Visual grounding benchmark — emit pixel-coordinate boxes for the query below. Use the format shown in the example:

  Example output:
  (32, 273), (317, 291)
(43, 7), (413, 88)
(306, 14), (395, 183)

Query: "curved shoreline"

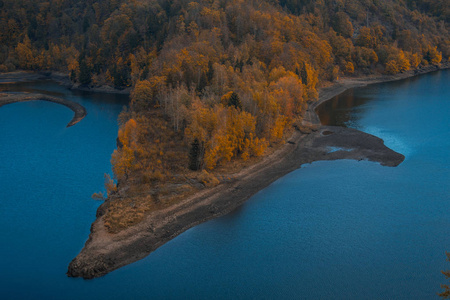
(66, 65), (450, 279)
(0, 92), (87, 127)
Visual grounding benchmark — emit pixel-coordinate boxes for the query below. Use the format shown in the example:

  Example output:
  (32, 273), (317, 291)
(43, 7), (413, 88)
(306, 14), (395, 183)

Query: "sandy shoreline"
(66, 64), (450, 279)
(0, 92), (87, 127)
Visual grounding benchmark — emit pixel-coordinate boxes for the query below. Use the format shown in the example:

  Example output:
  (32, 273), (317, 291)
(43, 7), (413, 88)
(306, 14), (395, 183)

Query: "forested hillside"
(2, 0), (448, 231)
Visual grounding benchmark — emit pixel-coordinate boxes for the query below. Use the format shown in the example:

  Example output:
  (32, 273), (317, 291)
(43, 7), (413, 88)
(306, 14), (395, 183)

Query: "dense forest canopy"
(1, 0), (448, 230)
(1, 0), (448, 80)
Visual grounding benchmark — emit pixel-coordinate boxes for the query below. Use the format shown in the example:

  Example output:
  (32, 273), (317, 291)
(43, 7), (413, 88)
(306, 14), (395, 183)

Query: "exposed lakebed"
(1, 71), (449, 299)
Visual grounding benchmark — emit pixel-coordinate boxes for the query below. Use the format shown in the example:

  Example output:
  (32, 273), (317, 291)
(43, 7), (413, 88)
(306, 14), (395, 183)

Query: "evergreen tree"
(70, 69), (77, 82)
(228, 92), (242, 110)
(206, 60), (214, 83)
(197, 71), (208, 94)
(78, 57), (91, 85)
(300, 62), (308, 85)
(189, 138), (202, 170)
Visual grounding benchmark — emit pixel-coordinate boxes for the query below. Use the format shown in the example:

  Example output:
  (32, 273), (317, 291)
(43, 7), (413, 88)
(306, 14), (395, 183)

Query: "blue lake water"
(1, 70), (449, 299)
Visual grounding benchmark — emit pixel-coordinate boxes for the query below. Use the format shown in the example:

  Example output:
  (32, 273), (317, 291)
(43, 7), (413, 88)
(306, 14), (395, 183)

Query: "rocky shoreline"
(66, 64), (450, 279)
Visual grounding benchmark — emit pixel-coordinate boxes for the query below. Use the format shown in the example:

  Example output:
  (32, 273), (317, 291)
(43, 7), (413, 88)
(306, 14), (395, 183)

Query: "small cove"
(1, 71), (449, 299)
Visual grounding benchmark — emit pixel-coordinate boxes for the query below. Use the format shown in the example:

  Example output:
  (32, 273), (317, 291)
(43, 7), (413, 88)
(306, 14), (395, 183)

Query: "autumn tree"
(344, 61), (354, 74)
(425, 46), (443, 65)
(15, 35), (34, 69)
(111, 118), (138, 181)
(440, 252), (450, 299)
(332, 12), (353, 38)
(131, 80), (153, 110)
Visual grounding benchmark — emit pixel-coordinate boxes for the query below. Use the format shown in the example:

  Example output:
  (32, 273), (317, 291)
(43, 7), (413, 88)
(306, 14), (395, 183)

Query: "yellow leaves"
(294, 63), (318, 103)
(270, 115), (288, 142)
(204, 144), (219, 169)
(241, 135), (267, 161)
(269, 66), (288, 82)
(344, 61), (354, 74)
(186, 102), (267, 169)
(270, 37), (284, 56)
(409, 53), (421, 69)
(131, 78), (166, 110)
(15, 35), (34, 69)
(299, 31), (333, 68)
(112, 118), (140, 179)
(131, 81), (152, 106)
(104, 173), (117, 196)
(111, 145), (135, 180)
(330, 34), (353, 61)
(356, 27), (376, 48)
(426, 46), (442, 65)
(188, 21), (199, 40)
(385, 60), (399, 75)
(221, 91), (234, 104)
(197, 170), (219, 187)
(36, 50), (50, 70)
(188, 2), (200, 11)
(185, 100), (218, 142)
(269, 73), (304, 117)
(397, 50), (410, 71)
(251, 137), (268, 157)
(217, 134), (234, 161)
(111, 113), (184, 183)
(118, 118), (138, 148)
(384, 49), (411, 74)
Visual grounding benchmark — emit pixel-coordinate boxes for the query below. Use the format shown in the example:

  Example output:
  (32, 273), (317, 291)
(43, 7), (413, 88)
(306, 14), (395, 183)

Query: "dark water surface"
(1, 71), (449, 299)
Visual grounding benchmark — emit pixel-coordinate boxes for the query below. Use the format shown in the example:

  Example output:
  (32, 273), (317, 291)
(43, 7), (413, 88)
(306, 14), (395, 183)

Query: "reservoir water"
(1, 70), (449, 299)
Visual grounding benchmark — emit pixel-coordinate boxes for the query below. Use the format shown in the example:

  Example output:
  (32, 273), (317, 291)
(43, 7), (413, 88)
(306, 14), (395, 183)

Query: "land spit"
(0, 92), (87, 127)
(67, 124), (403, 278)
(64, 64), (450, 279)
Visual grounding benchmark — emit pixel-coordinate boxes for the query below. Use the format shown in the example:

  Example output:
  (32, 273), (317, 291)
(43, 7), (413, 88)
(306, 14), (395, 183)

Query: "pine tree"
(300, 62), (308, 85)
(197, 72), (208, 94)
(78, 57), (91, 85)
(189, 138), (202, 171)
(70, 69), (77, 82)
(228, 92), (242, 110)
(206, 60), (214, 83)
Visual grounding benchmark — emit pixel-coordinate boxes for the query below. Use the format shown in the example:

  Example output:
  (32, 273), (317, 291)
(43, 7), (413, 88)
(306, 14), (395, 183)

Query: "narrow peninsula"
(66, 68), (438, 279)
